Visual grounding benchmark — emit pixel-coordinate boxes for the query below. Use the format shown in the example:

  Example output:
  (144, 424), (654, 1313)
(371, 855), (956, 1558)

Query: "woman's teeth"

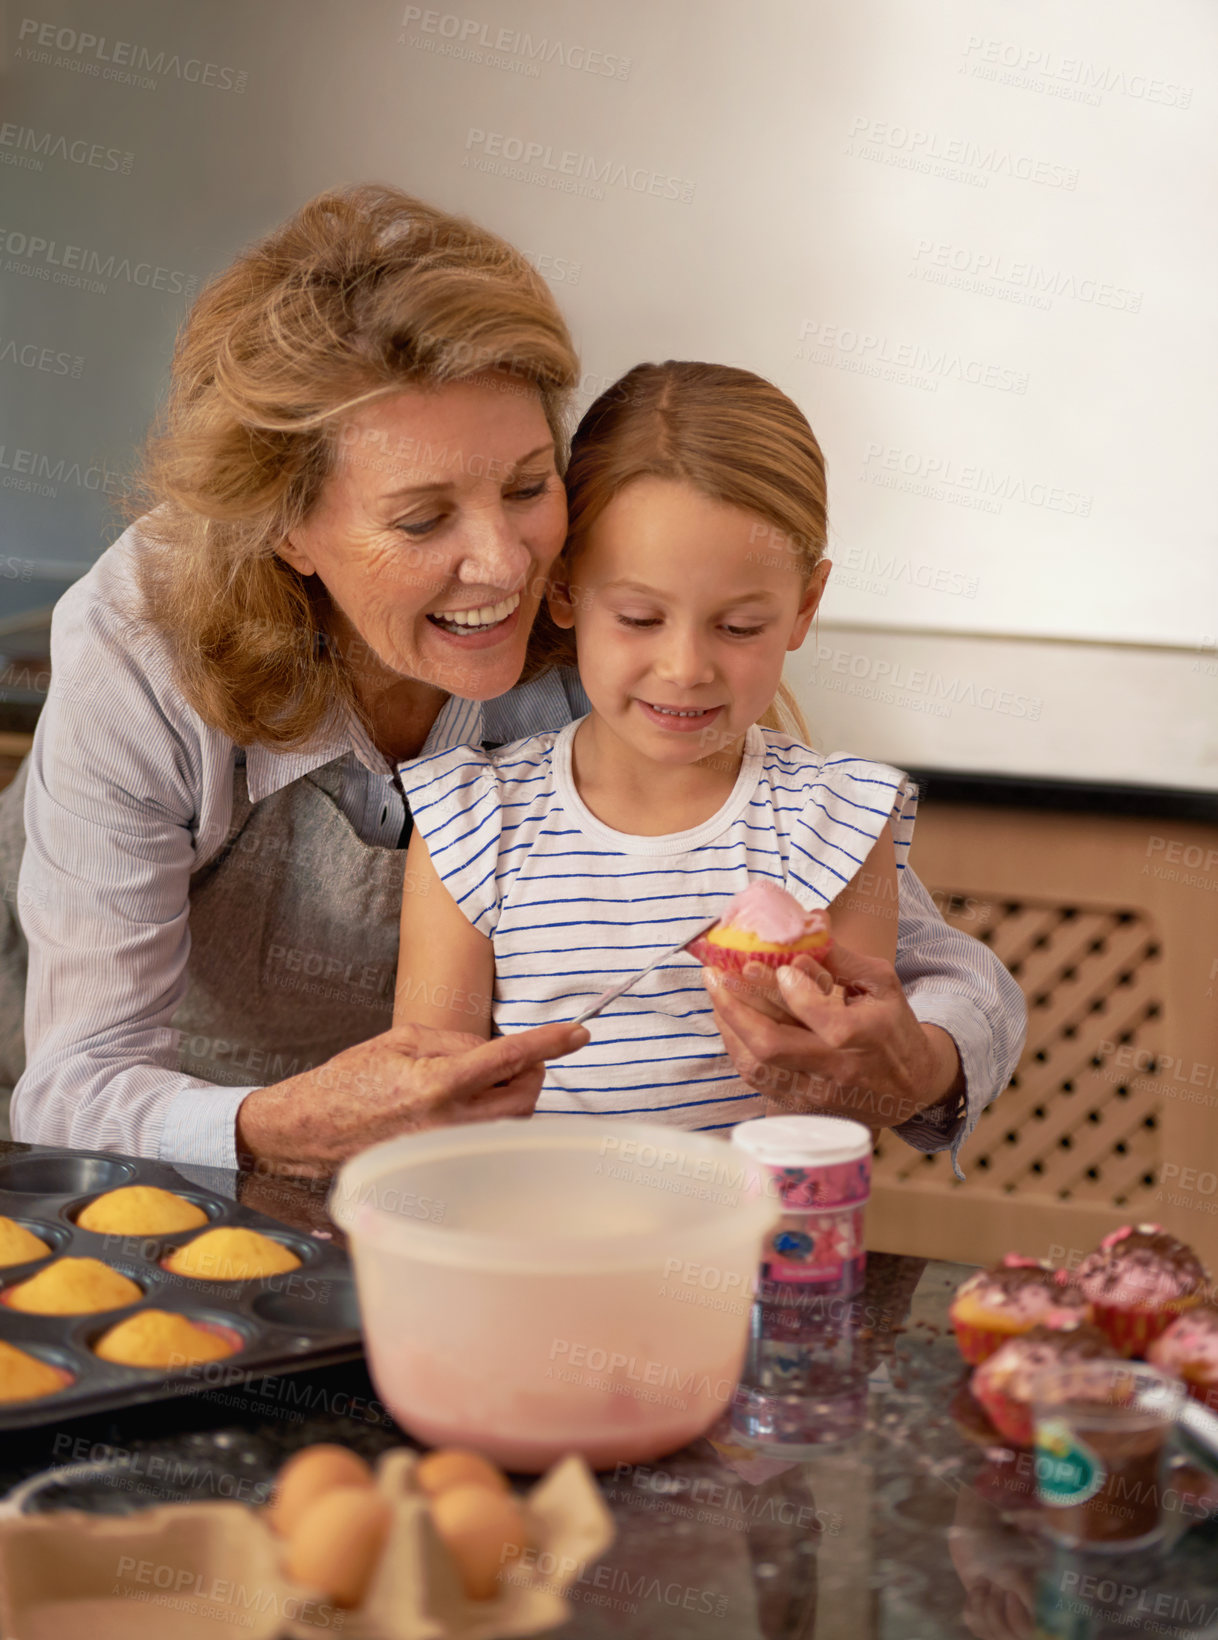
(429, 592), (520, 633)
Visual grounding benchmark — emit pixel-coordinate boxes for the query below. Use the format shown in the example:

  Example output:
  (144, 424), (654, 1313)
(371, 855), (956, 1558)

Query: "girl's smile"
(634, 700), (725, 733)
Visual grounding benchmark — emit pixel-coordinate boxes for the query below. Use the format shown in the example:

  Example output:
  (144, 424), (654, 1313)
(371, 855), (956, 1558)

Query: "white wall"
(1, 0), (1214, 784)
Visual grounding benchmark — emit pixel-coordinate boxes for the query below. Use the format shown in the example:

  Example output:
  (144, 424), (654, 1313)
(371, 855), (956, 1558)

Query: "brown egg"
(284, 1486), (392, 1610)
(269, 1444), (375, 1537)
(415, 1448), (509, 1499)
(430, 1483), (530, 1601)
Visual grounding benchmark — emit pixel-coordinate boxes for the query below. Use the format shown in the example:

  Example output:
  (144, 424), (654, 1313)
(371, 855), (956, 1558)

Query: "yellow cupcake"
(3, 1256), (142, 1315)
(165, 1227), (300, 1281)
(0, 1215), (51, 1268)
(77, 1185), (208, 1236)
(704, 923), (832, 955)
(0, 1339), (69, 1403)
(93, 1309), (239, 1368)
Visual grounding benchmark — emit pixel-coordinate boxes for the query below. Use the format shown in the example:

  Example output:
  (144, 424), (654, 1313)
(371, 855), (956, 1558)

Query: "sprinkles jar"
(731, 1116), (872, 1297)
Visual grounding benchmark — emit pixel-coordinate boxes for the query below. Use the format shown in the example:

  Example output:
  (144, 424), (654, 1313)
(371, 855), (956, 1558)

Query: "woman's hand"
(703, 940), (965, 1132)
(234, 1019), (588, 1178)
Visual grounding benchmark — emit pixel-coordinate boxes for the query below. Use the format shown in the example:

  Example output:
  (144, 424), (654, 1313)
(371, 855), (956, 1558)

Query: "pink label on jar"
(768, 1157), (870, 1210)
(762, 1204), (867, 1293)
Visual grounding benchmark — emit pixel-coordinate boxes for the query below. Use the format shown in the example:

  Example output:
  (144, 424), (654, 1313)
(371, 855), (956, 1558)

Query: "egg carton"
(0, 1448), (615, 1640)
(0, 1144), (363, 1429)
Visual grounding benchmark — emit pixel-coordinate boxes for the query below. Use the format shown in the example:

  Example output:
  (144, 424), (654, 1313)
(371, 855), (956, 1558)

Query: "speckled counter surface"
(0, 1148), (1215, 1640)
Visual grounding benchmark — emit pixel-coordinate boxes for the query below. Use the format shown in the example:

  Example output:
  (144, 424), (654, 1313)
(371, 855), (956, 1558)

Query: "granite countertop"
(0, 1152), (1215, 1639)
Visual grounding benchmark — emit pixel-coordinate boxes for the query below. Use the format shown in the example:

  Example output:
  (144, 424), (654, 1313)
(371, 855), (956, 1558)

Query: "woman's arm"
(394, 827), (494, 1038)
(13, 596), (259, 1167)
(14, 557), (580, 1176)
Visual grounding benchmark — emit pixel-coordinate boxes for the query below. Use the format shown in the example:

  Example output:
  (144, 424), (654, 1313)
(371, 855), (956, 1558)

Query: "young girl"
(392, 362), (916, 1130)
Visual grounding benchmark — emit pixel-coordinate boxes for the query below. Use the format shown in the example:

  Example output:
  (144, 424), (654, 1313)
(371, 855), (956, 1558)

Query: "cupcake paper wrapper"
(687, 936), (831, 975)
(971, 1379), (1034, 1448)
(1090, 1296), (1201, 1358)
(951, 1317), (1020, 1367)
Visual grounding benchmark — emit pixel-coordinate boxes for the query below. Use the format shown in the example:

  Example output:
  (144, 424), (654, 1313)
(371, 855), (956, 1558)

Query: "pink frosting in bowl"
(719, 881), (827, 945)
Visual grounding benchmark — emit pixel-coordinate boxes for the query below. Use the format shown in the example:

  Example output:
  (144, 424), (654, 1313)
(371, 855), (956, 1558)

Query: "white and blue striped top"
(401, 719), (918, 1130)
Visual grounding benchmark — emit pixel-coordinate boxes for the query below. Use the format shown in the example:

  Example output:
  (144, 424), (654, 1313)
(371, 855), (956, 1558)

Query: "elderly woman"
(0, 184), (1024, 1182)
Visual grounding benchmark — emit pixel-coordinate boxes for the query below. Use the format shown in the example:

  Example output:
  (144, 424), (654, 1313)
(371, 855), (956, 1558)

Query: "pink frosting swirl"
(719, 881), (828, 944)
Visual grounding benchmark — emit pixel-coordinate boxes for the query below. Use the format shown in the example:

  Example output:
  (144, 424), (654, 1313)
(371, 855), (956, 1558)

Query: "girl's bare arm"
(395, 826), (494, 1038)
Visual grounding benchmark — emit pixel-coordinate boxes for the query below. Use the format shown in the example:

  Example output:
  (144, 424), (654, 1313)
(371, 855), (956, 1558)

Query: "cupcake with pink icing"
(949, 1254), (1093, 1365)
(1147, 1304), (1218, 1412)
(1074, 1224), (1208, 1356)
(688, 880), (832, 975)
(970, 1320), (1118, 1447)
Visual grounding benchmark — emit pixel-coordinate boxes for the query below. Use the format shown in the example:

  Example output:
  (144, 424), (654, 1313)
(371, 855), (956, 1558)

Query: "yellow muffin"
(3, 1256), (141, 1315)
(93, 1309), (239, 1368)
(165, 1227), (301, 1281)
(704, 923), (832, 954)
(76, 1185), (208, 1236)
(0, 1339), (69, 1403)
(0, 1215), (51, 1268)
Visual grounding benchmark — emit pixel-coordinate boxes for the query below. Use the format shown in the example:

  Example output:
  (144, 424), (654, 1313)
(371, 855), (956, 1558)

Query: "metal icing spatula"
(570, 916), (720, 1026)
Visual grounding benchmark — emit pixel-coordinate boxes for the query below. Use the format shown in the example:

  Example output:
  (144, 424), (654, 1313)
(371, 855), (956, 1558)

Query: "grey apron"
(0, 752), (406, 1121)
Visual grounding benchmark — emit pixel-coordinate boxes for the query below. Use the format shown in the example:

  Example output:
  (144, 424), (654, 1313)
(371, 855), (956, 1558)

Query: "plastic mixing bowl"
(330, 1117), (776, 1471)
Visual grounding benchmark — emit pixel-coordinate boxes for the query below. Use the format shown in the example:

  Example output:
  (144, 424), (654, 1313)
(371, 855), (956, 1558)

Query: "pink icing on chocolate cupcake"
(949, 1255), (1093, 1364)
(954, 1260), (1091, 1328)
(1075, 1224), (1207, 1310)
(971, 1321), (1118, 1446)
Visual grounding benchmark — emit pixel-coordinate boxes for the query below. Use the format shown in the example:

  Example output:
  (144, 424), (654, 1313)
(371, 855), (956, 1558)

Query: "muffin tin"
(0, 1145), (362, 1430)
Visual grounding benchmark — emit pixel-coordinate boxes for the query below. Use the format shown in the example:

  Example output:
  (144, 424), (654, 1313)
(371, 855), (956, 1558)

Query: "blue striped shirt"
(404, 721), (919, 1130)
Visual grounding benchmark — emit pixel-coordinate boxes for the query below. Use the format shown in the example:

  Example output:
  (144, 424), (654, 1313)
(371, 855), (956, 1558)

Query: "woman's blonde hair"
(130, 183), (579, 747)
(525, 361), (826, 740)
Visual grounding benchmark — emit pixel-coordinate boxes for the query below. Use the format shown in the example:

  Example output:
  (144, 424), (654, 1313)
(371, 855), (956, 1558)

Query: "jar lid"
(730, 1115), (872, 1167)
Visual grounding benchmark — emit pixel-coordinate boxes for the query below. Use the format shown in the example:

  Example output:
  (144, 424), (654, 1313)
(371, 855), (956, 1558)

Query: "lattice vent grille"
(875, 894), (1165, 1209)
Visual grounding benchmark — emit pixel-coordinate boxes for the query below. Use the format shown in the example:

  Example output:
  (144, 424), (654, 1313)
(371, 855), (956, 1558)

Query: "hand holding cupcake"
(691, 881), (833, 1029)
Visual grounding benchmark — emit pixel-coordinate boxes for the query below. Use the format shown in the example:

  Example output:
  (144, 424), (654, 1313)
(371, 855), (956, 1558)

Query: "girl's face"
(548, 477), (829, 766)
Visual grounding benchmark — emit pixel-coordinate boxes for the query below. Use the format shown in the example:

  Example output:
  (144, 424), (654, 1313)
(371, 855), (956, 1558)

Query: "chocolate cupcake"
(950, 1255), (1093, 1364)
(971, 1321), (1118, 1447)
(1147, 1303), (1218, 1413)
(1075, 1224), (1208, 1356)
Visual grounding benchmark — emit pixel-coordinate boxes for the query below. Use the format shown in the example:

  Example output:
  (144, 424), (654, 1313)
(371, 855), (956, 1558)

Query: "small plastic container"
(730, 1116), (872, 1296)
(1030, 1360), (1185, 1552)
(330, 1118), (776, 1472)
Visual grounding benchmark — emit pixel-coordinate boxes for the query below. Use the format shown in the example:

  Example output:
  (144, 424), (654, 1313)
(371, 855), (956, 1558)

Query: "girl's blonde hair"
(525, 361), (826, 740)
(129, 183), (579, 747)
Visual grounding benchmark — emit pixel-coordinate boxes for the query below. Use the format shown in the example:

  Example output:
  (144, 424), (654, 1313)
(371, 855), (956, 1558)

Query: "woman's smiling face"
(548, 476), (829, 766)
(279, 374), (567, 702)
